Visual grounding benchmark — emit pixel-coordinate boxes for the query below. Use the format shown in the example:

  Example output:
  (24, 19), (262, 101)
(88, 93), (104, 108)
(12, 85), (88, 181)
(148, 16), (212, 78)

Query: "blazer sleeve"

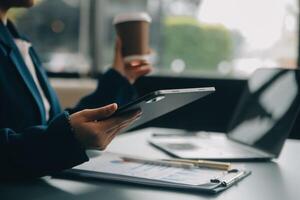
(0, 112), (89, 179)
(69, 69), (138, 114)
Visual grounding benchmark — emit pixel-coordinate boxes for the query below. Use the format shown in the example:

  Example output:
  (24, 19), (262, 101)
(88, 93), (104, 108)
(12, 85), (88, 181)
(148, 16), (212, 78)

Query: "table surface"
(1, 128), (300, 200)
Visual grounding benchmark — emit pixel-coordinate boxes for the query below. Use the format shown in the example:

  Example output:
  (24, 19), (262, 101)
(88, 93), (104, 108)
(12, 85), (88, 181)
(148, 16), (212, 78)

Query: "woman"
(0, 0), (152, 179)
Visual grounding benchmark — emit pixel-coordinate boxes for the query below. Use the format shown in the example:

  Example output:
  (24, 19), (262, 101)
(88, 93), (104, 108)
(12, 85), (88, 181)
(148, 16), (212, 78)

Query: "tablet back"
(116, 87), (215, 133)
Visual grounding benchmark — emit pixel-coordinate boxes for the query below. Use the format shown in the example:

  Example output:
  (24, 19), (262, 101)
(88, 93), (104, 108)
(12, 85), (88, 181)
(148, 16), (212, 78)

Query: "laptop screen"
(228, 69), (300, 156)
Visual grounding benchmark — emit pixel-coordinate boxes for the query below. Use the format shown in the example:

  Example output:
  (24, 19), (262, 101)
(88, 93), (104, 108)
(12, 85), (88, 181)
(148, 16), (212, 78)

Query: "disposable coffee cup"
(113, 12), (152, 63)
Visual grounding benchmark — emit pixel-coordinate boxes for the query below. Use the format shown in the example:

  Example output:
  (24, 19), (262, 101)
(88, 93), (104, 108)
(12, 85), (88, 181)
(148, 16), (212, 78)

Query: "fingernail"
(111, 103), (118, 110)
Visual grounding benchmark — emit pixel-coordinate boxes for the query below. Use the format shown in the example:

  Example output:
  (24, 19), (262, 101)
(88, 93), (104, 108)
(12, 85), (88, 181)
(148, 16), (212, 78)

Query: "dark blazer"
(0, 20), (137, 179)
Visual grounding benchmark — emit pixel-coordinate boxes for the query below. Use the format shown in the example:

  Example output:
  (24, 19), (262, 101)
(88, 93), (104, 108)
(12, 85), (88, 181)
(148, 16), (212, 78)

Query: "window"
(10, 0), (299, 78)
(9, 0), (90, 74)
(99, 0), (299, 77)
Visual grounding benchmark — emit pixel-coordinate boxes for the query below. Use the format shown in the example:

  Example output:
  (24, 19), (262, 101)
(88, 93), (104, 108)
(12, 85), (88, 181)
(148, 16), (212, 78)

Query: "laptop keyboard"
(151, 135), (268, 159)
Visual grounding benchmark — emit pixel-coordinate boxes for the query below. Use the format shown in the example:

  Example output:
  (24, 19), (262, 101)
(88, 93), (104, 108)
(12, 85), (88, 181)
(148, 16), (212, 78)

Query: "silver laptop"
(149, 68), (300, 161)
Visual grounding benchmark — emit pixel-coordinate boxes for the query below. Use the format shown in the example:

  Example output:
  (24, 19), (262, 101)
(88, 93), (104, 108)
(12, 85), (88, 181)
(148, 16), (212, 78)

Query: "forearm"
(69, 69), (138, 114)
(0, 112), (88, 179)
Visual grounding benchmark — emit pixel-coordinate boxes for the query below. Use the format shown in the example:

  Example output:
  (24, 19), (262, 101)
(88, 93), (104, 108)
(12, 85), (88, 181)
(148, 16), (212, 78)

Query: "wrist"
(66, 112), (75, 133)
(111, 68), (135, 84)
(66, 111), (86, 149)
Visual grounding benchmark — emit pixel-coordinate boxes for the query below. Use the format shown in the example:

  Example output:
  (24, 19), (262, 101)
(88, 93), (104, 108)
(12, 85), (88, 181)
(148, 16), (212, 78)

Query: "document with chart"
(61, 152), (251, 193)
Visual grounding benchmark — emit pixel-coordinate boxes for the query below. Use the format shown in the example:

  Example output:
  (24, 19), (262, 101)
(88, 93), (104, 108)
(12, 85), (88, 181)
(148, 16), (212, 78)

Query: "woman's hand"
(112, 38), (153, 84)
(69, 103), (141, 150)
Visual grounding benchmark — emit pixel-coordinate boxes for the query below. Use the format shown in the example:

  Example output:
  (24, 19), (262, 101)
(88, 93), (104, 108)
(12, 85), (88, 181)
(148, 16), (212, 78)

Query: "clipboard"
(57, 152), (251, 194)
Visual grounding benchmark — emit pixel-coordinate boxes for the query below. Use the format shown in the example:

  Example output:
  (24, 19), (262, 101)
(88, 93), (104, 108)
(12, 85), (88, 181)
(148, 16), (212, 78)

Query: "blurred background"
(8, 0), (299, 78)
(6, 0), (300, 139)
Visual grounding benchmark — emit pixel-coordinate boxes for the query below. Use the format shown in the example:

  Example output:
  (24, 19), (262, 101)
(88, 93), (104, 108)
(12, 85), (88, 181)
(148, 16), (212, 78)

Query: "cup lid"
(113, 12), (152, 24)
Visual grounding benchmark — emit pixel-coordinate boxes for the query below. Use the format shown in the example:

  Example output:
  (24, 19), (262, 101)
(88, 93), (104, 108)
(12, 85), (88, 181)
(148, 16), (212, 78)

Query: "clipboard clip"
(210, 169), (245, 187)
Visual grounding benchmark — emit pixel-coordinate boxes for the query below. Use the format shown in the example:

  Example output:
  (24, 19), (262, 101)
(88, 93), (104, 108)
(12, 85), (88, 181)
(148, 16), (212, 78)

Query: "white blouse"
(14, 38), (51, 121)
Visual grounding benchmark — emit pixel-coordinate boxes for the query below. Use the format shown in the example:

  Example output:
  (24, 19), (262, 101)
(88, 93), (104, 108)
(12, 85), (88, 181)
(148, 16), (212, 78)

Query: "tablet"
(114, 87), (215, 133)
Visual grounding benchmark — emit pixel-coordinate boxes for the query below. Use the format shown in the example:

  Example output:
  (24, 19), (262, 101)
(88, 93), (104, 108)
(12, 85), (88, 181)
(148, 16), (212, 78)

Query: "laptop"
(149, 68), (300, 161)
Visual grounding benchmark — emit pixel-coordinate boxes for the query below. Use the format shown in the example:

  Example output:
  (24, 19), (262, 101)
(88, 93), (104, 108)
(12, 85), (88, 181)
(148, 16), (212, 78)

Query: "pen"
(161, 159), (231, 170)
(152, 133), (197, 137)
(121, 156), (194, 169)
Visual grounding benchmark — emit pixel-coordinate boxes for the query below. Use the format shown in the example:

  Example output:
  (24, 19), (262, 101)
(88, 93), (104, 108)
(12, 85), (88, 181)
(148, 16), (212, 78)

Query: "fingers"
(114, 37), (122, 52)
(122, 63), (153, 84)
(135, 65), (153, 76)
(127, 60), (148, 67)
(128, 65), (153, 78)
(126, 60), (150, 68)
(104, 111), (141, 133)
(105, 125), (124, 145)
(93, 114), (141, 150)
(104, 115), (140, 145)
(83, 103), (118, 122)
(100, 110), (142, 133)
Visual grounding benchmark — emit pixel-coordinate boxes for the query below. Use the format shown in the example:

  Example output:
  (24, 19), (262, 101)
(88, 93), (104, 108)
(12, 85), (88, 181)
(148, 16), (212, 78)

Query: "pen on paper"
(121, 156), (194, 169)
(161, 159), (231, 170)
(151, 132), (198, 137)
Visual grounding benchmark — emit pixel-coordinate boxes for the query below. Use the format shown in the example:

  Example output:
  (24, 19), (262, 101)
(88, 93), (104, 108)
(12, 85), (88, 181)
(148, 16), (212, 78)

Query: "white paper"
(74, 152), (226, 186)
